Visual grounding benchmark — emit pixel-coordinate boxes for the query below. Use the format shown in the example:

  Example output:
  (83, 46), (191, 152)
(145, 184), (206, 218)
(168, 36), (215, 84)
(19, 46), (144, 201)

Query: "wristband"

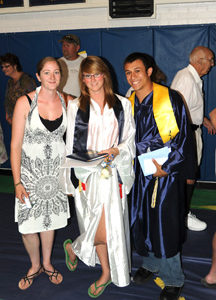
(15, 181), (22, 187)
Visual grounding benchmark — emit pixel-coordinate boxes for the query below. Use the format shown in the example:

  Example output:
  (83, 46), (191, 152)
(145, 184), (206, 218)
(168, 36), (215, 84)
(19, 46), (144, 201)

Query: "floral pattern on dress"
(23, 126), (66, 145)
(18, 145), (68, 230)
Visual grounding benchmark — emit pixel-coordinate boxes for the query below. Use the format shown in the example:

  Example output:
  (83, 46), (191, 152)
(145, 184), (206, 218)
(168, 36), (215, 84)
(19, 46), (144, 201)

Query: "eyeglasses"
(200, 58), (215, 64)
(82, 73), (102, 79)
(1, 64), (11, 69)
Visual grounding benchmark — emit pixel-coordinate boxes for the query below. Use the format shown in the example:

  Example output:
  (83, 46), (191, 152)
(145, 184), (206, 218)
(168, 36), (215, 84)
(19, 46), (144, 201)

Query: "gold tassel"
(151, 177), (158, 208)
(79, 181), (82, 192)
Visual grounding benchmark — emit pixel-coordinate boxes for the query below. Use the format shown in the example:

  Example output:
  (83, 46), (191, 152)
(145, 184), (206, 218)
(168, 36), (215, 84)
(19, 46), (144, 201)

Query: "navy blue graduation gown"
(131, 88), (196, 258)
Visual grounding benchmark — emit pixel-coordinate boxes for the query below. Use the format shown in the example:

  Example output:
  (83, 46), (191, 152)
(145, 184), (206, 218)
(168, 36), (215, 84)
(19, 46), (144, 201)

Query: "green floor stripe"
(0, 175), (14, 194)
(190, 189), (216, 207)
(1, 175), (216, 209)
(193, 205), (216, 210)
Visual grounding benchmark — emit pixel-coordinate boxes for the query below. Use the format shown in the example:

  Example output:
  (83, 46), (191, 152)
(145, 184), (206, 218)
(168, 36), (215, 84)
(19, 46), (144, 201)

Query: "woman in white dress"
(11, 57), (71, 290)
(61, 56), (136, 297)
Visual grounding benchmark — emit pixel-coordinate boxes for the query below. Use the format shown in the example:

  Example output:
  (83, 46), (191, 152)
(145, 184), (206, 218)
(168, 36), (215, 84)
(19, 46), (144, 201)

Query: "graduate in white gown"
(60, 56), (135, 297)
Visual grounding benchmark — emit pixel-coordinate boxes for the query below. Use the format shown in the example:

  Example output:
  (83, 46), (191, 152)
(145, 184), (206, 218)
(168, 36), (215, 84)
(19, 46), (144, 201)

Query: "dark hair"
(0, 53), (22, 72)
(36, 56), (62, 75)
(124, 52), (166, 83)
(79, 56), (116, 112)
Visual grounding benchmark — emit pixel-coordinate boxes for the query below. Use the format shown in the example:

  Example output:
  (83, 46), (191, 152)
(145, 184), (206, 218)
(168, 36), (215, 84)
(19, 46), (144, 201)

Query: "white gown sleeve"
(114, 95), (136, 194)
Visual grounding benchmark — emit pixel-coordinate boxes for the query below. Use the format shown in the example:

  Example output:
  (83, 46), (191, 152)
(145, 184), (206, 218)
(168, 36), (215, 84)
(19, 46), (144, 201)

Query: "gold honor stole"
(128, 82), (179, 208)
(128, 82), (179, 143)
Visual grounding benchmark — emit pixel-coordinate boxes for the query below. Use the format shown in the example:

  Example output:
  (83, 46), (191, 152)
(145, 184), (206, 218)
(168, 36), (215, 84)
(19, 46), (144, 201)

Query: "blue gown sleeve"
(162, 89), (197, 179)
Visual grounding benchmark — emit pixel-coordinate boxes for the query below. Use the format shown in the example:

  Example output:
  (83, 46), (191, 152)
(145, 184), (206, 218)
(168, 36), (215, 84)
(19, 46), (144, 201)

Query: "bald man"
(171, 46), (215, 231)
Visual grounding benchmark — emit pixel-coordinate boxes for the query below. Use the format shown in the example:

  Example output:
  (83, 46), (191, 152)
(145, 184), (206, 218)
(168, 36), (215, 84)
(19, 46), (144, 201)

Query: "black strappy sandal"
(43, 267), (63, 285)
(18, 266), (43, 290)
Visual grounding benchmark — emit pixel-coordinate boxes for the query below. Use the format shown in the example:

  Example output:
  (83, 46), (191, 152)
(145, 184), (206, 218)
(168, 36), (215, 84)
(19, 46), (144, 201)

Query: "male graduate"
(124, 53), (196, 300)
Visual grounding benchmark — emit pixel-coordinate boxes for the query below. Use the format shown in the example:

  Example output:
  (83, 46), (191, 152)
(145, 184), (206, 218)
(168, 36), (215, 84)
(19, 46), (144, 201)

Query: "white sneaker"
(187, 211), (207, 231)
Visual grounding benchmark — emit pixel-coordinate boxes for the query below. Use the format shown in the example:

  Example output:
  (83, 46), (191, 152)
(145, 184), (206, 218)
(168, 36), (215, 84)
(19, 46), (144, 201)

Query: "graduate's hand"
(100, 147), (119, 162)
(187, 179), (195, 185)
(152, 159), (168, 177)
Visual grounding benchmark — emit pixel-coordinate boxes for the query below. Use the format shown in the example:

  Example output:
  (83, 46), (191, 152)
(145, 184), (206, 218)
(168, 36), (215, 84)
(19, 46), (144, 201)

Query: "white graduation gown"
(60, 94), (135, 287)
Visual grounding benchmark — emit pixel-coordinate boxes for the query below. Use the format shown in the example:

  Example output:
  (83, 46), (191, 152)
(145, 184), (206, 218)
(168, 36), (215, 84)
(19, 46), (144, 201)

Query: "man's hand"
(187, 179), (195, 184)
(209, 108), (216, 132)
(203, 117), (216, 135)
(152, 159), (168, 177)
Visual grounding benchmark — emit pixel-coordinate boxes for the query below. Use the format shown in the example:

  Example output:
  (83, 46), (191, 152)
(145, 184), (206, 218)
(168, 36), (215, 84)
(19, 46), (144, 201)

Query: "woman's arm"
(10, 95), (30, 202)
(5, 112), (12, 125)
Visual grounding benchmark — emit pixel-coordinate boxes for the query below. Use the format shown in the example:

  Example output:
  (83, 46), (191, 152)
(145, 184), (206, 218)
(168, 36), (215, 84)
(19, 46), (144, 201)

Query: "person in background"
(0, 53), (37, 125)
(124, 52), (196, 300)
(58, 34), (86, 98)
(60, 56), (135, 297)
(171, 46), (215, 231)
(10, 57), (71, 290)
(201, 77), (216, 288)
(0, 122), (8, 166)
(201, 233), (216, 288)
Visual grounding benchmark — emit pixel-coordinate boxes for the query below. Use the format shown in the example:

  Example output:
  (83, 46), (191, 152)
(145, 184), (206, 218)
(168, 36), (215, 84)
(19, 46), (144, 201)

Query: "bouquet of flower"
(101, 154), (114, 179)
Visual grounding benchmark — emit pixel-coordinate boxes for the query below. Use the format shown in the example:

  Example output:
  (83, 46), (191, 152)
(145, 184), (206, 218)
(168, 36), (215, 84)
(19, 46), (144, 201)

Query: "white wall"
(0, 0), (216, 33)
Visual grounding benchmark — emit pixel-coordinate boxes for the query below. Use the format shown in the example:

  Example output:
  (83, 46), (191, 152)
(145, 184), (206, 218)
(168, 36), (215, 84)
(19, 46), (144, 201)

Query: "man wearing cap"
(58, 34), (85, 98)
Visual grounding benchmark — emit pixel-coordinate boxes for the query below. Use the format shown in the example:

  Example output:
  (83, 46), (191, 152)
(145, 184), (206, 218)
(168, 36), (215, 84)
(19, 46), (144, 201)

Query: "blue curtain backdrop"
(0, 24), (216, 181)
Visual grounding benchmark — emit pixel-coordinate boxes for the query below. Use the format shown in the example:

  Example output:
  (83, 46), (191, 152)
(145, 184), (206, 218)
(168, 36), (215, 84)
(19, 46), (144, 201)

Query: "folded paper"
(138, 147), (171, 176)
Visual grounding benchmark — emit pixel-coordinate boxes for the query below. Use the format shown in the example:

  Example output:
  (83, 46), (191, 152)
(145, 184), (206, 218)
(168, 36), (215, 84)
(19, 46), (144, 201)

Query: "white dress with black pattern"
(15, 86), (70, 234)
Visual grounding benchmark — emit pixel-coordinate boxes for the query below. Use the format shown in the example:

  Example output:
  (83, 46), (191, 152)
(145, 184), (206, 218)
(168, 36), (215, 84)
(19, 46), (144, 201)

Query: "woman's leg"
(19, 233), (41, 289)
(64, 239), (77, 270)
(40, 230), (63, 284)
(205, 232), (216, 283)
(89, 207), (111, 295)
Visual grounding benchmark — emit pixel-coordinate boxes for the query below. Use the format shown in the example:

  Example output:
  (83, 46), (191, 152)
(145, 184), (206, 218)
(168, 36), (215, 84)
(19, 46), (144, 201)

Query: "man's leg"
(202, 232), (216, 286)
(158, 253), (184, 300)
(187, 128), (207, 231)
(133, 252), (160, 284)
(158, 253), (184, 287)
(186, 179), (207, 231)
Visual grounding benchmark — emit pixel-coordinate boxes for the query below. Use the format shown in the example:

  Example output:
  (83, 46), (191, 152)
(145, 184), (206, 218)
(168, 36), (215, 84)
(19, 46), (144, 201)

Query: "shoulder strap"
(25, 94), (32, 106)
